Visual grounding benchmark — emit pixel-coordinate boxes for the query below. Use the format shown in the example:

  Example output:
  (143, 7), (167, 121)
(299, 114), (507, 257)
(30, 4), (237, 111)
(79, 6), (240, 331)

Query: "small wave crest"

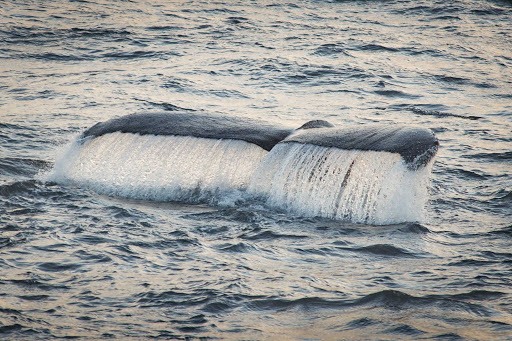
(355, 289), (504, 317)
(246, 289), (504, 318)
(0, 158), (51, 178)
(409, 107), (481, 120)
(348, 244), (417, 257)
(0, 180), (38, 197)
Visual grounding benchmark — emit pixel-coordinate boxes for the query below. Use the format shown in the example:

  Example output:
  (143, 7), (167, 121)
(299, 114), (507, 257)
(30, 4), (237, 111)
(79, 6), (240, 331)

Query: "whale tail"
(50, 112), (438, 224)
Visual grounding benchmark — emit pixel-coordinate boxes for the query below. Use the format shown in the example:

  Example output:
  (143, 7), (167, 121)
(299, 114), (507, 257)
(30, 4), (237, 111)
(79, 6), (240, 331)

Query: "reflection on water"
(1, 0), (511, 339)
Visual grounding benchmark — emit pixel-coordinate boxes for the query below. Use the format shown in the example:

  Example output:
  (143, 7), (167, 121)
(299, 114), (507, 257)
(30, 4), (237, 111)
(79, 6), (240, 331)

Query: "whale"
(82, 112), (293, 152)
(53, 111), (441, 224)
(81, 112), (438, 168)
(283, 125), (438, 169)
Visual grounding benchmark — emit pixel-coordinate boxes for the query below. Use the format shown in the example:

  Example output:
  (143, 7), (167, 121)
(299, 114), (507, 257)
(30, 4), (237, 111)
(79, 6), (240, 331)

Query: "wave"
(344, 244), (418, 257)
(409, 107), (481, 120)
(1, 26), (131, 45)
(374, 89), (421, 99)
(246, 289), (504, 318)
(0, 157), (51, 177)
(464, 151), (512, 161)
(489, 225), (512, 237)
(0, 180), (38, 197)
(313, 43), (352, 57)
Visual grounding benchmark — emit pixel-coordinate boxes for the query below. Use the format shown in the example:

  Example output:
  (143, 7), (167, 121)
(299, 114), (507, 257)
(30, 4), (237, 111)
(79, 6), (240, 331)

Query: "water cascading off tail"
(46, 112), (438, 224)
(48, 132), (268, 203)
(249, 143), (432, 225)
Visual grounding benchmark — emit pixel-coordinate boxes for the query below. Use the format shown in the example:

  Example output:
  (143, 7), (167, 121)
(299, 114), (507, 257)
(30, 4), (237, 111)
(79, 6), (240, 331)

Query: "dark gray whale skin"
(82, 112), (438, 168)
(81, 112), (294, 151)
(284, 125), (439, 169)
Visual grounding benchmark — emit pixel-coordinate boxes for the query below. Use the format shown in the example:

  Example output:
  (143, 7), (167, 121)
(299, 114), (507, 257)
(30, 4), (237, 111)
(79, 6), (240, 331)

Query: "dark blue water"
(1, 0), (511, 339)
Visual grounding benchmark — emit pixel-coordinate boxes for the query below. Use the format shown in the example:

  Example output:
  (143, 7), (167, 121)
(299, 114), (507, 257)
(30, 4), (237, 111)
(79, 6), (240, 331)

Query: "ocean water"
(1, 0), (511, 339)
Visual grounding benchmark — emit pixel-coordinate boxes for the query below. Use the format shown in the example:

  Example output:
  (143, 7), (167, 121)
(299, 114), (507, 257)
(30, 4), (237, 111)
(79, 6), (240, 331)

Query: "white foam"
(45, 132), (268, 203)
(248, 143), (432, 225)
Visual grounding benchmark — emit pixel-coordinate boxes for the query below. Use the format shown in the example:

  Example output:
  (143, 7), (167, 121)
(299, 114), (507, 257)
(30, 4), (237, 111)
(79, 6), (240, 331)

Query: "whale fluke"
(81, 112), (438, 168)
(284, 125), (438, 169)
(50, 111), (440, 224)
(82, 112), (293, 152)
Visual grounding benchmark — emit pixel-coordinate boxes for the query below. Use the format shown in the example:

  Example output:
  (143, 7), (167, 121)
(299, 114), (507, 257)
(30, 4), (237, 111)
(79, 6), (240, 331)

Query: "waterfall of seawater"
(46, 134), (433, 224)
(249, 143), (432, 225)
(46, 132), (267, 203)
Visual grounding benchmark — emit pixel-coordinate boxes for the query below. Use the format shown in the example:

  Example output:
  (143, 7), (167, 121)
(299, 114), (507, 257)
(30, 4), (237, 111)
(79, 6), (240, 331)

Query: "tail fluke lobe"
(81, 112), (293, 152)
(285, 125), (438, 169)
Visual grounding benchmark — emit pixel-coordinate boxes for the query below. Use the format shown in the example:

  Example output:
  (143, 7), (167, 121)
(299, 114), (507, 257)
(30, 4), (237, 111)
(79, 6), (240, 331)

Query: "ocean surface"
(1, 0), (511, 339)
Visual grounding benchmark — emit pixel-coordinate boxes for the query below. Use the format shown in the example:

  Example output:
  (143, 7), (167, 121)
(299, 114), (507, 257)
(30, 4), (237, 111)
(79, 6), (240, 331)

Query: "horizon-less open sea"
(1, 0), (511, 339)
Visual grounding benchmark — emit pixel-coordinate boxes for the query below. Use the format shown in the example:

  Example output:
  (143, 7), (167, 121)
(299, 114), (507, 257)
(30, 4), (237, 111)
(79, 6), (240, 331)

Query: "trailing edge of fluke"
(81, 112), (439, 169)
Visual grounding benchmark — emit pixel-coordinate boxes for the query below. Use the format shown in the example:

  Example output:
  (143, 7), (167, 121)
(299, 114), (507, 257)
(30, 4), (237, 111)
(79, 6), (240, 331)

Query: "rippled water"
(1, 0), (511, 339)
